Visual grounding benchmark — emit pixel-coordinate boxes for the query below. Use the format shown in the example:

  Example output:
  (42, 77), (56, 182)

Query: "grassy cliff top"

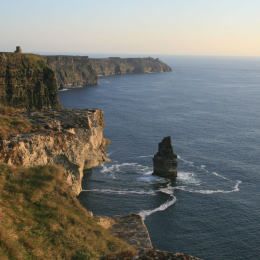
(0, 164), (134, 259)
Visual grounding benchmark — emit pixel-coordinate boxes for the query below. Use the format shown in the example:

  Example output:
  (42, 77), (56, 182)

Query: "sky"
(1, 0), (260, 56)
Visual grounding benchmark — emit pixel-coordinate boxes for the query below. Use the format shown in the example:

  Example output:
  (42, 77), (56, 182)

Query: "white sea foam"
(138, 155), (153, 158)
(178, 156), (194, 166)
(138, 183), (177, 220)
(177, 171), (201, 185)
(100, 162), (153, 176)
(178, 155), (230, 181)
(139, 196), (177, 220)
(174, 180), (242, 194)
(212, 171), (229, 180)
(82, 188), (156, 196)
(139, 194), (177, 220)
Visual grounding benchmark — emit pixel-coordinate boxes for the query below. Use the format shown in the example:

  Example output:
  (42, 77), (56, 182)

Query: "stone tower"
(14, 46), (22, 54)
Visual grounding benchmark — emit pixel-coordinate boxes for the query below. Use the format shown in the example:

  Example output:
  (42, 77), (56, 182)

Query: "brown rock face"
(89, 57), (172, 77)
(0, 52), (60, 110)
(153, 136), (178, 178)
(109, 214), (153, 250)
(0, 109), (109, 195)
(46, 55), (98, 89)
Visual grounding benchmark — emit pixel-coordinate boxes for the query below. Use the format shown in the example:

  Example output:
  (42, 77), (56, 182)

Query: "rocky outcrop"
(110, 214), (153, 250)
(45, 56), (172, 89)
(0, 109), (109, 195)
(98, 214), (152, 250)
(153, 136), (178, 178)
(90, 57), (172, 77)
(46, 55), (98, 89)
(105, 249), (201, 259)
(0, 52), (60, 110)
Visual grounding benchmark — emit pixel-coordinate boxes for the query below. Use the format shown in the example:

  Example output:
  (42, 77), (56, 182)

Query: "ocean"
(59, 56), (260, 260)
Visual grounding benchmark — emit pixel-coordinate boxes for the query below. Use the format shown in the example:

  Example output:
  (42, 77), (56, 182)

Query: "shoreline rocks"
(153, 136), (178, 178)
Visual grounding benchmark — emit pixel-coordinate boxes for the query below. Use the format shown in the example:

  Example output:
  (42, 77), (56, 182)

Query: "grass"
(0, 164), (135, 259)
(0, 106), (32, 140)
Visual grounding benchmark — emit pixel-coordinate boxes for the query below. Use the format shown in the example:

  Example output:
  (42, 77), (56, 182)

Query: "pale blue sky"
(1, 0), (260, 56)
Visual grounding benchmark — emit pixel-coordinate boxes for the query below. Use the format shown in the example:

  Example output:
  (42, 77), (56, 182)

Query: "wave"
(177, 171), (201, 185)
(211, 171), (229, 180)
(139, 196), (177, 220)
(95, 156), (242, 220)
(138, 183), (177, 220)
(82, 188), (157, 196)
(138, 155), (153, 158)
(174, 180), (242, 194)
(100, 162), (153, 176)
(178, 155), (194, 166)
(178, 155), (231, 181)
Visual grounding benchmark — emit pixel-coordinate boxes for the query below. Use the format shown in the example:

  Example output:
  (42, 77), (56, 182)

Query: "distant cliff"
(89, 57), (172, 76)
(46, 55), (98, 89)
(45, 56), (172, 89)
(0, 52), (59, 110)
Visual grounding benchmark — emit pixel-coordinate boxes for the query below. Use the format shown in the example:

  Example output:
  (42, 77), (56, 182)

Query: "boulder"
(153, 136), (178, 178)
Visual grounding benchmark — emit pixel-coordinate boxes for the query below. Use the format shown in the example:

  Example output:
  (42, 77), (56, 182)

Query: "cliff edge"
(0, 108), (109, 195)
(0, 52), (59, 110)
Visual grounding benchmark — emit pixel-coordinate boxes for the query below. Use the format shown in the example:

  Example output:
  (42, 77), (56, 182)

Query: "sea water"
(59, 56), (260, 259)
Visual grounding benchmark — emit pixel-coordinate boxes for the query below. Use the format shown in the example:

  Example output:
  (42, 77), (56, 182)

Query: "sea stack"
(153, 136), (178, 178)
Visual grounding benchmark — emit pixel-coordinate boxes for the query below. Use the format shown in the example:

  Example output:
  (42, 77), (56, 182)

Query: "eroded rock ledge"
(0, 109), (109, 195)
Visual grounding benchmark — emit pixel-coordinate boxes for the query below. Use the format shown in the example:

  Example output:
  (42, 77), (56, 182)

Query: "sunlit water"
(60, 56), (260, 260)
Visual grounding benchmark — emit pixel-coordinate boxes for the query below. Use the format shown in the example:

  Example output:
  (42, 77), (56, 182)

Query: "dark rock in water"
(153, 136), (178, 178)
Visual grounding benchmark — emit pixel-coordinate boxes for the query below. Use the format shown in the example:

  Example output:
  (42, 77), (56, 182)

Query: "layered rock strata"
(46, 55), (98, 89)
(0, 109), (109, 195)
(0, 52), (59, 110)
(153, 136), (178, 178)
(45, 56), (172, 89)
(89, 57), (172, 77)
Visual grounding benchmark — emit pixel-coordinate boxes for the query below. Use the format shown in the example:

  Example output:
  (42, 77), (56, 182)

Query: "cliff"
(0, 108), (109, 195)
(0, 51), (172, 97)
(46, 55), (98, 89)
(89, 57), (172, 76)
(45, 56), (172, 89)
(0, 52), (60, 110)
(0, 49), (198, 259)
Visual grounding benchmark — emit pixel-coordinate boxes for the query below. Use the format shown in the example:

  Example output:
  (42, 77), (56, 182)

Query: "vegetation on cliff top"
(0, 106), (32, 139)
(0, 53), (60, 110)
(0, 164), (134, 259)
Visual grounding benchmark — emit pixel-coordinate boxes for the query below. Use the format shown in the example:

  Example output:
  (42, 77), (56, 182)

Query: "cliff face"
(45, 56), (172, 89)
(90, 57), (172, 76)
(46, 56), (98, 89)
(0, 53), (60, 110)
(0, 109), (109, 195)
